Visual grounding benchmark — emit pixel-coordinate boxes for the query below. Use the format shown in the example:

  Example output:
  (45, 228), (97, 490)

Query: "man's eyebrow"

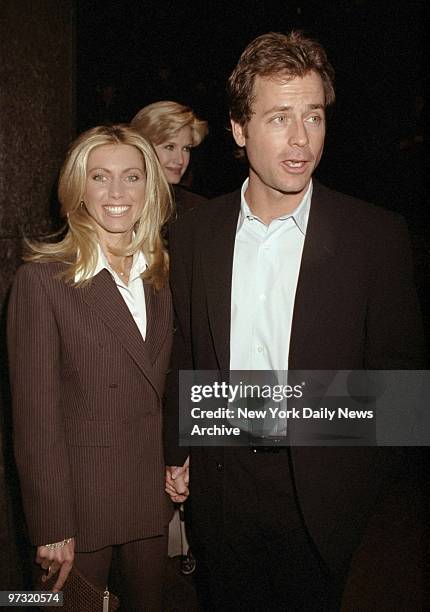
(263, 103), (325, 116)
(263, 105), (292, 116)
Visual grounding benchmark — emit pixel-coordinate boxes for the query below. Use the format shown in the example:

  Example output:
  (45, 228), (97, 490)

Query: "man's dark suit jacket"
(173, 184), (207, 217)
(164, 181), (425, 579)
(8, 261), (173, 551)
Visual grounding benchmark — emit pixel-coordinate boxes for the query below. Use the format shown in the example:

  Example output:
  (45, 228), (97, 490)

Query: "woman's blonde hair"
(131, 101), (208, 146)
(25, 124), (172, 289)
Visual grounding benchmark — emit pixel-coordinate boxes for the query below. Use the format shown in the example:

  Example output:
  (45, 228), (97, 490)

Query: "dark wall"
(0, 0), (75, 588)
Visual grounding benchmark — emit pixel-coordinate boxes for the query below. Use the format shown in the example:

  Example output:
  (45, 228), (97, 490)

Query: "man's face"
(231, 71), (326, 208)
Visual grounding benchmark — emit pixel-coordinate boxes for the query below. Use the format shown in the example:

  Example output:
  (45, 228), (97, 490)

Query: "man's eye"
(272, 115), (286, 125)
(307, 115), (322, 124)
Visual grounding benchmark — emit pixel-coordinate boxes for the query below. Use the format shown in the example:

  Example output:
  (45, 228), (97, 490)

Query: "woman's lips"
(103, 205), (131, 216)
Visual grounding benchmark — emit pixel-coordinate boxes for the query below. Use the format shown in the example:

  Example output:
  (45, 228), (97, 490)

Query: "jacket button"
(216, 462), (223, 472)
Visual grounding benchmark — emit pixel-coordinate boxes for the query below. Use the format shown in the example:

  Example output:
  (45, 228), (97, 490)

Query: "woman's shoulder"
(14, 260), (69, 287)
(9, 262), (73, 311)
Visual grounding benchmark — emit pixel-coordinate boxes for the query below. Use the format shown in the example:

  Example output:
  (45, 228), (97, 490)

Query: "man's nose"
(288, 120), (308, 147)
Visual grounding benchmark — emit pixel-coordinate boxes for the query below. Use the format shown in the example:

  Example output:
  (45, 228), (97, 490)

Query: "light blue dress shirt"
(230, 178), (312, 372)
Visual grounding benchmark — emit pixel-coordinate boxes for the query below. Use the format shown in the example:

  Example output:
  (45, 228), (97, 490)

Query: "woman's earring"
(80, 201), (84, 208)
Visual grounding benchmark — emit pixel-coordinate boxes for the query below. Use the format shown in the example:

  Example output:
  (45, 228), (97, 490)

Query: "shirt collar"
(74, 243), (147, 283)
(237, 177), (312, 235)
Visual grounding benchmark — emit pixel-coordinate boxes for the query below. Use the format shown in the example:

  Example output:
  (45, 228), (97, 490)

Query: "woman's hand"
(36, 537), (75, 592)
(165, 456), (190, 503)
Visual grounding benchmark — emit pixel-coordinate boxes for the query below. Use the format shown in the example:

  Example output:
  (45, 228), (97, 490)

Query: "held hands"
(37, 537), (75, 592)
(165, 456), (190, 503)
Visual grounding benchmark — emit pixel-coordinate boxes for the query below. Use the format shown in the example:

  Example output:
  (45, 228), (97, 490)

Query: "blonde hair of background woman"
(131, 100), (208, 146)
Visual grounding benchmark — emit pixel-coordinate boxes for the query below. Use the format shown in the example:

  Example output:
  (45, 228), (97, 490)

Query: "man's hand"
(165, 456), (190, 503)
(37, 537), (75, 592)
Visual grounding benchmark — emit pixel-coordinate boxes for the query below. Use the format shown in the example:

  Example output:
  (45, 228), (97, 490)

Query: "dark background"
(0, 0), (428, 602)
(77, 0), (426, 207)
(76, 0), (429, 345)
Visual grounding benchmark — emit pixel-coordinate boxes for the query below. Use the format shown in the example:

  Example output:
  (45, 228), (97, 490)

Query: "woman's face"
(83, 143), (146, 246)
(154, 125), (193, 184)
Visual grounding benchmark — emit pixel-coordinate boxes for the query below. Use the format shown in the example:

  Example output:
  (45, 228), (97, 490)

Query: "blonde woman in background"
(132, 100), (208, 216)
(132, 102), (206, 573)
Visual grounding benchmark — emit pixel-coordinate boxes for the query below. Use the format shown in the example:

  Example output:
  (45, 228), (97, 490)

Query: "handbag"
(40, 565), (120, 611)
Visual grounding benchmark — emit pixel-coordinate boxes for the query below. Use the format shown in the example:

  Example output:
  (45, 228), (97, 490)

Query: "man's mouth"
(284, 160), (306, 168)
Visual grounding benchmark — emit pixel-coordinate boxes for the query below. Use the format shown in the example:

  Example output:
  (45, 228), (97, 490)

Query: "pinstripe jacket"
(7, 261), (173, 552)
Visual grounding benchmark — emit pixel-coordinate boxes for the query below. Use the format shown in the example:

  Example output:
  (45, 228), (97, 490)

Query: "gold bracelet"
(45, 538), (72, 549)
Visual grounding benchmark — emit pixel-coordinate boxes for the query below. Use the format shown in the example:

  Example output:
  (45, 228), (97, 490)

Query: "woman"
(7, 125), (173, 611)
(131, 100), (208, 216)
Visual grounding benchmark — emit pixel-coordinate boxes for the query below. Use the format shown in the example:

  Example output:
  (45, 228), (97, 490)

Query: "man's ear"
(230, 119), (246, 148)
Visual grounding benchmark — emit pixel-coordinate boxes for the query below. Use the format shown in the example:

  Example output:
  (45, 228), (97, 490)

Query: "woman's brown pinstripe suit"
(7, 261), (173, 553)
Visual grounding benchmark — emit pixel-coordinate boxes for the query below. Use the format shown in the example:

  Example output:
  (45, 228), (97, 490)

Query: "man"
(164, 32), (424, 610)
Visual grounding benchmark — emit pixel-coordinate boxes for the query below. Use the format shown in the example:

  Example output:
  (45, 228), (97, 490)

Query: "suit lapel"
(202, 192), (241, 370)
(143, 281), (171, 364)
(82, 269), (160, 397)
(289, 181), (337, 368)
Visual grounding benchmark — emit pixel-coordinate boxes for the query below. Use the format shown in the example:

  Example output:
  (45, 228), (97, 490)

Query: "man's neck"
(245, 179), (309, 225)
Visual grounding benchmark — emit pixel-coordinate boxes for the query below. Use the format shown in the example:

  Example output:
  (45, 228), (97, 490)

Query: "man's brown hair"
(228, 31), (335, 126)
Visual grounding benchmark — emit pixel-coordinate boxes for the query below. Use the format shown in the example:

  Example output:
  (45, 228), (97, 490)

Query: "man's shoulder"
(169, 189), (241, 238)
(209, 189), (241, 206)
(313, 181), (405, 230)
(173, 185), (207, 215)
(193, 189), (241, 219)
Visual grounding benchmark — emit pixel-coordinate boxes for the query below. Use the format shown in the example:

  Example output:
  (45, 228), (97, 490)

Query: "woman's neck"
(99, 233), (134, 283)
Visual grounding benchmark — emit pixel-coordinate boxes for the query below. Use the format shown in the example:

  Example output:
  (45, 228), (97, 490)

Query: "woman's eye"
(164, 144), (174, 151)
(125, 174), (139, 182)
(183, 146), (192, 152)
(92, 174), (106, 181)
